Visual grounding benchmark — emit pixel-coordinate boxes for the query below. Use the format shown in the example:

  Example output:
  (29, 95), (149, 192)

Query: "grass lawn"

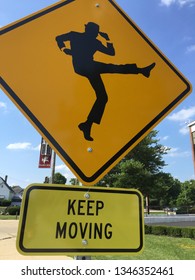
(0, 214), (19, 220)
(0, 206), (19, 220)
(0, 207), (18, 220)
(92, 235), (195, 260)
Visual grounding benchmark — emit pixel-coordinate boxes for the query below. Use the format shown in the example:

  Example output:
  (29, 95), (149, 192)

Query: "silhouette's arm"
(98, 32), (115, 56)
(56, 33), (72, 55)
(97, 40), (115, 56)
(56, 34), (67, 49)
(99, 32), (110, 41)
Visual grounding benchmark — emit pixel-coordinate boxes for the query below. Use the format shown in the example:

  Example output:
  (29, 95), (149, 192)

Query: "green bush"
(145, 225), (195, 239)
(181, 228), (194, 239)
(151, 225), (167, 236)
(166, 226), (182, 237)
(176, 207), (187, 214)
(192, 229), (195, 239)
(176, 206), (195, 214)
(0, 199), (11, 207)
(5, 206), (20, 215)
(145, 224), (152, 234)
(189, 207), (195, 214)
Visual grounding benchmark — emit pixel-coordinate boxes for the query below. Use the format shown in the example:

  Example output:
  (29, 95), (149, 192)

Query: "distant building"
(0, 176), (15, 201)
(0, 176), (23, 206)
(11, 185), (24, 196)
(10, 185), (23, 206)
(10, 194), (22, 206)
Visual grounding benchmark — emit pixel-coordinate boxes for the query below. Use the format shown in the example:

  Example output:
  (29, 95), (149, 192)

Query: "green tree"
(152, 172), (181, 208)
(177, 180), (195, 209)
(53, 172), (67, 184)
(113, 160), (152, 194)
(125, 130), (167, 174)
(70, 178), (80, 185)
(98, 130), (167, 190)
(97, 130), (174, 211)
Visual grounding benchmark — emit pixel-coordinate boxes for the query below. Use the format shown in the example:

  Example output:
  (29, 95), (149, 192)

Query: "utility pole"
(51, 151), (56, 183)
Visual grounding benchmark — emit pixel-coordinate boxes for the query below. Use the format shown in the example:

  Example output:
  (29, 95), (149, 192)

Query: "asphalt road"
(149, 221), (195, 227)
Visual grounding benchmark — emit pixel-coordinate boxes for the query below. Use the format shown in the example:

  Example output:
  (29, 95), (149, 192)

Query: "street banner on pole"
(38, 137), (52, 168)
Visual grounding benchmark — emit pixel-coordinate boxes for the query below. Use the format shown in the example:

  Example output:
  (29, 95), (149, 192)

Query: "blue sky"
(0, 0), (195, 188)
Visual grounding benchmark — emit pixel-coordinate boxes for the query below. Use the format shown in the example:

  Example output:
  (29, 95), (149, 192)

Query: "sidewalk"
(0, 220), (72, 260)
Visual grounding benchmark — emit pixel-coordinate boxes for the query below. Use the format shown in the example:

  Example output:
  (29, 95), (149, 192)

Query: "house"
(0, 176), (15, 201)
(11, 185), (24, 197)
(0, 177), (24, 207)
(10, 185), (24, 206)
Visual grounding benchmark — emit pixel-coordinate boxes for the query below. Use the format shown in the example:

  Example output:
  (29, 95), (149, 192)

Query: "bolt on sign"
(0, 0), (192, 185)
(16, 185), (144, 255)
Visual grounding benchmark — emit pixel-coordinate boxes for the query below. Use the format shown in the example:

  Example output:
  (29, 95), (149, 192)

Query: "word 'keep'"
(67, 199), (104, 216)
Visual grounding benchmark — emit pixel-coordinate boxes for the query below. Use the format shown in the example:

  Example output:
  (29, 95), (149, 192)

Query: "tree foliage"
(96, 130), (188, 209)
(125, 130), (167, 174)
(98, 130), (167, 194)
(53, 172), (67, 184)
(177, 180), (195, 207)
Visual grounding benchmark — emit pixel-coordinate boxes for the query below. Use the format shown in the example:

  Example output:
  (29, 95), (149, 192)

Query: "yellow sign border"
(17, 184), (144, 255)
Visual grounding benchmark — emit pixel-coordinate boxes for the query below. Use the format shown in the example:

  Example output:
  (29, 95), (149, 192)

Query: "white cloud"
(179, 125), (189, 135)
(186, 44), (195, 53)
(161, 135), (169, 141)
(160, 0), (195, 6)
(165, 147), (191, 157)
(167, 106), (195, 122)
(55, 165), (75, 183)
(33, 144), (41, 151)
(7, 142), (33, 150)
(160, 0), (175, 6)
(55, 164), (66, 171)
(0, 101), (7, 109)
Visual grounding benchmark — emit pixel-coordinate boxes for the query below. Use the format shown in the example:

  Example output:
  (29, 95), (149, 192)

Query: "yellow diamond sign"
(17, 185), (144, 255)
(0, 0), (192, 185)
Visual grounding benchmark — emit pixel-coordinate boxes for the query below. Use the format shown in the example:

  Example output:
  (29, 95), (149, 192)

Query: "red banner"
(38, 137), (52, 168)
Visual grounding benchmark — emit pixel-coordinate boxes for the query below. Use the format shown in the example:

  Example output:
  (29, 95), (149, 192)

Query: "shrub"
(189, 207), (195, 214)
(176, 206), (195, 214)
(0, 199), (11, 207)
(181, 228), (194, 239)
(166, 226), (182, 237)
(145, 225), (195, 239)
(192, 229), (195, 239)
(145, 224), (152, 234)
(176, 207), (187, 214)
(151, 225), (167, 236)
(5, 206), (20, 215)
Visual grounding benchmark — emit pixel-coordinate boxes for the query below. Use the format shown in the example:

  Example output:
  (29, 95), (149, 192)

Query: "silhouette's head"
(85, 22), (100, 37)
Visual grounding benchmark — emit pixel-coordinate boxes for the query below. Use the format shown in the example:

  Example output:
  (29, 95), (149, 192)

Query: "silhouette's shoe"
(142, 62), (156, 78)
(78, 122), (93, 141)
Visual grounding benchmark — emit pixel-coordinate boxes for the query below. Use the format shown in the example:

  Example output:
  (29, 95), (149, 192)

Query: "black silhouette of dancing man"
(56, 22), (155, 141)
